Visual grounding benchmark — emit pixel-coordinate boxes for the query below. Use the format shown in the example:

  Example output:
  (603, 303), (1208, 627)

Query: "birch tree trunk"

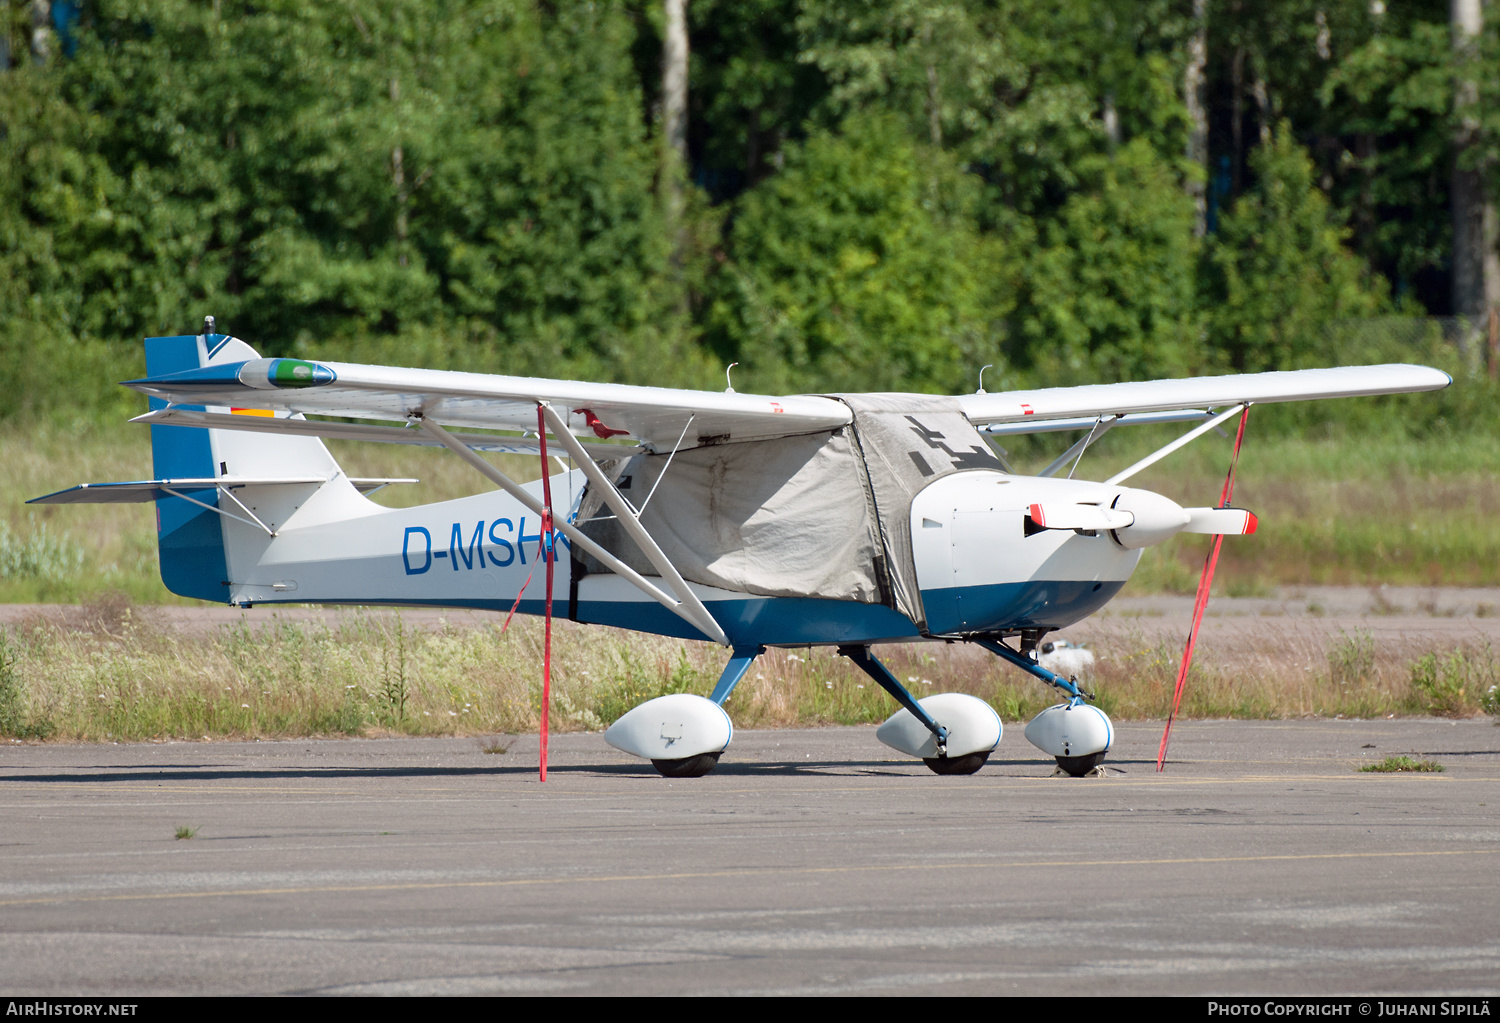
(29, 0), (49, 63)
(391, 76), (409, 268)
(1185, 0), (1209, 237)
(1451, 0), (1500, 336)
(661, 0), (689, 243)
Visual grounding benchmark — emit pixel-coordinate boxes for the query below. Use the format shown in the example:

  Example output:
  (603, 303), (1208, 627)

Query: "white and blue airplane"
(31, 325), (1450, 777)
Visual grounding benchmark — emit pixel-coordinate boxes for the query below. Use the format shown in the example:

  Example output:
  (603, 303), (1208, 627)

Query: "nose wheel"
(1054, 751), (1107, 777)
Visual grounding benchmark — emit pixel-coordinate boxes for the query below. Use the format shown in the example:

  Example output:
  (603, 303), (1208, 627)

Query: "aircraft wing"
(957, 364), (1451, 427)
(125, 358), (853, 451)
(126, 356), (1449, 451)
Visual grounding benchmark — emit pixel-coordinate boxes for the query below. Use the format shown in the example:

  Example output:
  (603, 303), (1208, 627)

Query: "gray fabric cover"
(831, 394), (1004, 628)
(575, 395), (1002, 631)
(577, 428), (883, 602)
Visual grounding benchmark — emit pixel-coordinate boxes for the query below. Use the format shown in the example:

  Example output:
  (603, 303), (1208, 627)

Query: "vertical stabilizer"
(146, 335), (228, 601)
(145, 333), (348, 602)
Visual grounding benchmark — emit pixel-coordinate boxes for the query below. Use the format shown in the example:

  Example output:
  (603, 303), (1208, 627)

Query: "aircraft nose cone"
(1110, 487), (1191, 549)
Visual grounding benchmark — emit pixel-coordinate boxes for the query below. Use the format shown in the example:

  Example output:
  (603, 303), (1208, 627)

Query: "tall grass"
(0, 604), (1493, 743)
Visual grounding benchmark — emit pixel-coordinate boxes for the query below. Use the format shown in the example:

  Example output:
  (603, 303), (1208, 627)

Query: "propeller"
(1182, 506), (1257, 535)
(1026, 493), (1256, 547)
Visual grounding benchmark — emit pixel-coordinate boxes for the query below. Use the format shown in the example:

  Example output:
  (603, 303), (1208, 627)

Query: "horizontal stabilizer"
(1182, 507), (1258, 535)
(1027, 502), (1134, 532)
(28, 475), (414, 505)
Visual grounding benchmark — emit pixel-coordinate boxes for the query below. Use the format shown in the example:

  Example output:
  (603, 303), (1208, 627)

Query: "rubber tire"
(921, 751), (990, 776)
(1055, 751), (1107, 777)
(651, 752), (722, 778)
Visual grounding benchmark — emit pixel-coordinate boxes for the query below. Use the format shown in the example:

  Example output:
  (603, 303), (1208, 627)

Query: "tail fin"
(145, 333), (345, 601)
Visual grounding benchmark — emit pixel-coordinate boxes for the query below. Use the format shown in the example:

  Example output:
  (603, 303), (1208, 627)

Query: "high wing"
(125, 357), (852, 451)
(958, 364), (1451, 427)
(126, 356), (1450, 450)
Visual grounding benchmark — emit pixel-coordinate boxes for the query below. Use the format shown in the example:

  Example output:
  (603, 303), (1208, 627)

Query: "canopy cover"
(577, 395), (1003, 630)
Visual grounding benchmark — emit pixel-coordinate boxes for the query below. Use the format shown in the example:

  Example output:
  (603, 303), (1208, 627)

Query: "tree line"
(1, 0), (1496, 420)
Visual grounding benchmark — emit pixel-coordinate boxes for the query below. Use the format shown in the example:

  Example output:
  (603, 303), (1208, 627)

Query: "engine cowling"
(909, 472), (1140, 634)
(908, 471), (1258, 635)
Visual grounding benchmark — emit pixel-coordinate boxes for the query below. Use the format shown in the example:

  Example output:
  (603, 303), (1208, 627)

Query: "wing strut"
(535, 403), (730, 647)
(416, 415), (731, 647)
(1157, 405), (1251, 771)
(1037, 415), (1118, 479)
(1103, 404), (1247, 485)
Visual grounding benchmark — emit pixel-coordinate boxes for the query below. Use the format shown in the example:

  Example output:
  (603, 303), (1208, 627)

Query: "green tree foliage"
(1320, 16), (1455, 288)
(0, 0), (1488, 420)
(684, 0), (825, 190)
(1204, 125), (1387, 372)
(794, 0), (1195, 220)
(707, 114), (1005, 393)
(1, 0), (703, 393)
(1010, 140), (1205, 382)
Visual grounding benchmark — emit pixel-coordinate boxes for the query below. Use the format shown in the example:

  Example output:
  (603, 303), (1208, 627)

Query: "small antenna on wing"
(725, 362), (739, 394)
(976, 364), (993, 394)
(204, 315), (216, 337)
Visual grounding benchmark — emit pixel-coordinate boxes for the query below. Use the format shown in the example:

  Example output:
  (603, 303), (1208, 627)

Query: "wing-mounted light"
(125, 358), (337, 399)
(236, 358), (338, 389)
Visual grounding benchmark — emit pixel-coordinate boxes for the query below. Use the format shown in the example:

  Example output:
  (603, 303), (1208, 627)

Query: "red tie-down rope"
(490, 407), (556, 782)
(538, 405), (556, 782)
(1156, 404), (1251, 772)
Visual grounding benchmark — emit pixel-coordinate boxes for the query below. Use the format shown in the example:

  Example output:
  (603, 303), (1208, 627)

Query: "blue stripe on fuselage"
(238, 579), (1122, 645)
(920, 579), (1125, 634)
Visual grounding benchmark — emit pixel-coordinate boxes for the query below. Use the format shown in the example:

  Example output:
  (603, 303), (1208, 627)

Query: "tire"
(651, 752), (721, 778)
(921, 751), (990, 776)
(1055, 751), (1107, 777)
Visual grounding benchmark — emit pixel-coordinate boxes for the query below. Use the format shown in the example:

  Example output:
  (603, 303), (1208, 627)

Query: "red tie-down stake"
(1157, 405), (1251, 772)
(492, 405), (558, 781)
(537, 404), (556, 782)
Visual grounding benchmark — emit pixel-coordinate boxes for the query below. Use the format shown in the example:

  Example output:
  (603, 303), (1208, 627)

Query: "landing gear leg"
(709, 645), (764, 705)
(975, 636), (1112, 776)
(837, 646), (985, 775)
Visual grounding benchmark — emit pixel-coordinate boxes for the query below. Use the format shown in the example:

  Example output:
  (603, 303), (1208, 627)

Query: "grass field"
(2, 600), (1496, 743)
